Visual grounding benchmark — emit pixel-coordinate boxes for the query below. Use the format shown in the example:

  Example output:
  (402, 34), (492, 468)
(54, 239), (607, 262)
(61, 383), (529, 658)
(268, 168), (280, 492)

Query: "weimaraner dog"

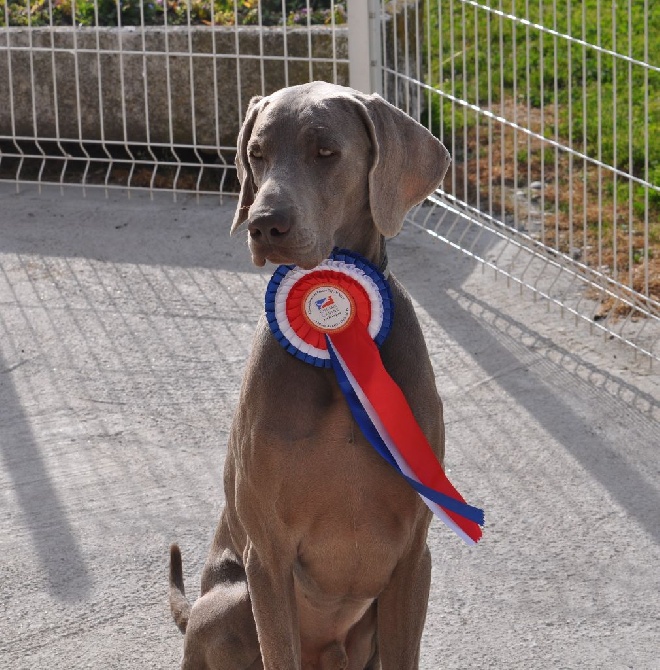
(169, 81), (451, 669)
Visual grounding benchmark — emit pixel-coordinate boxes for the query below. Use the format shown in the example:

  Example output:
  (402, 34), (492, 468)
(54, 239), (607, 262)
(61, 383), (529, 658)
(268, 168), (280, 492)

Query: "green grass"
(422, 0), (660, 202)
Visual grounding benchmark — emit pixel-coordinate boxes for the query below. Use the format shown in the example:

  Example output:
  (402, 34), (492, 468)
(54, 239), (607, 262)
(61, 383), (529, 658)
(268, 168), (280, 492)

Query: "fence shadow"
(390, 222), (660, 544)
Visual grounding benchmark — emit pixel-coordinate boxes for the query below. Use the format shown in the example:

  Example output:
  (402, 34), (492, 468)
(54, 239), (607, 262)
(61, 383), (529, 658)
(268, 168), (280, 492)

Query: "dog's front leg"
(245, 541), (301, 670)
(376, 540), (432, 670)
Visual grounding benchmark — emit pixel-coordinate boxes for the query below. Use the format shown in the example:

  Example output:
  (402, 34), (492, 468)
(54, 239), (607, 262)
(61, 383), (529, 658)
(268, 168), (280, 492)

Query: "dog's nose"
(247, 213), (292, 241)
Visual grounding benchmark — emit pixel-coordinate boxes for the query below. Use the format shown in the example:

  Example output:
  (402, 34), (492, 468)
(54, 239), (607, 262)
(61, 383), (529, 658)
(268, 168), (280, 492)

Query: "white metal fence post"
(347, 0), (382, 94)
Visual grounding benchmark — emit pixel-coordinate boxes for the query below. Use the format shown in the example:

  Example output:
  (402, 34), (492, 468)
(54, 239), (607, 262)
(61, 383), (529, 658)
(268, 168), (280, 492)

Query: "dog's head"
(231, 82), (450, 269)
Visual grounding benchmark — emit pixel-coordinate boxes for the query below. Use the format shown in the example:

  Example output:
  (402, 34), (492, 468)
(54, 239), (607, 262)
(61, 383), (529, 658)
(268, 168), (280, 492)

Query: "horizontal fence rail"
(380, 0), (659, 362)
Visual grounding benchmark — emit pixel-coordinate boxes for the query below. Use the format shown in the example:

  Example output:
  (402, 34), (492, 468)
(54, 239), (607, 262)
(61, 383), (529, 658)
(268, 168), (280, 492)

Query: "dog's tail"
(169, 543), (192, 634)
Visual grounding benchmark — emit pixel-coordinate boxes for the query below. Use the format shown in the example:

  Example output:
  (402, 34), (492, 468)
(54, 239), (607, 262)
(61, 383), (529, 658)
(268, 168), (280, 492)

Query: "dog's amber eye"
(249, 147), (263, 159)
(318, 148), (334, 157)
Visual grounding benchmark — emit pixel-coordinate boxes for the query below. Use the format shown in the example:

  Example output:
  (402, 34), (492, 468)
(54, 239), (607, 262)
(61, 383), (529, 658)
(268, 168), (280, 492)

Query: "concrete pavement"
(1, 184), (658, 669)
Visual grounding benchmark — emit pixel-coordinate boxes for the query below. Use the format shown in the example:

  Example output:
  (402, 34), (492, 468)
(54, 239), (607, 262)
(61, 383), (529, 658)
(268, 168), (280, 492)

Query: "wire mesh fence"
(1, 0), (658, 360)
(381, 0), (659, 362)
(0, 1), (349, 196)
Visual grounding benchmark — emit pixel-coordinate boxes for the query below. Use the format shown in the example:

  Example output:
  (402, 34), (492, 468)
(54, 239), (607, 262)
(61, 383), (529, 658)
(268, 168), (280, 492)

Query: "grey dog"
(169, 81), (451, 669)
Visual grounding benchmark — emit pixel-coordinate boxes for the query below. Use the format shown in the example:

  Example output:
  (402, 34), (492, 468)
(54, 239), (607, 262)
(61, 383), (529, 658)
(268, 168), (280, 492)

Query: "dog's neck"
(335, 224), (389, 278)
(345, 236), (388, 278)
(366, 234), (389, 279)
(376, 243), (390, 279)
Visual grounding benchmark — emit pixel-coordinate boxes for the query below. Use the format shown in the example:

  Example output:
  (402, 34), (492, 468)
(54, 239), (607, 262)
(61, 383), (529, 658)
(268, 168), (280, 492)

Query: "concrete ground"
(1, 184), (658, 669)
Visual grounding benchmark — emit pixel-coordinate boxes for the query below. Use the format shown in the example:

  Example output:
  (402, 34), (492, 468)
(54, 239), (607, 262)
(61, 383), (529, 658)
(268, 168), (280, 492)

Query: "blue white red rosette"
(265, 249), (392, 368)
(265, 249), (484, 544)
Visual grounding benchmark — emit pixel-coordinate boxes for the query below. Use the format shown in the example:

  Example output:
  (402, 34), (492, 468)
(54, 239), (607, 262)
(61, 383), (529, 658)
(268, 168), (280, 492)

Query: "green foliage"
(423, 0), (660, 187)
(0, 0), (346, 27)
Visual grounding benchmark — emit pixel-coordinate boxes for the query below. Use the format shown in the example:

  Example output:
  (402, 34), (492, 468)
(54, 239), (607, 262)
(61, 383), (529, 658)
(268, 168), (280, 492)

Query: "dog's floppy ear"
(352, 93), (451, 238)
(231, 95), (264, 235)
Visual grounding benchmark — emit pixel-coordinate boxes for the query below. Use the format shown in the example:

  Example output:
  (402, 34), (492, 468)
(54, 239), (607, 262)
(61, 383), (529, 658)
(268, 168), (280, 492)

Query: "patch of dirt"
(441, 100), (660, 320)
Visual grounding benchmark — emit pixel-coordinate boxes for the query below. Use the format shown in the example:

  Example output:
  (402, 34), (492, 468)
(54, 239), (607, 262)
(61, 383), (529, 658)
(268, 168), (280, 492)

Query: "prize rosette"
(265, 249), (484, 544)
(265, 248), (392, 368)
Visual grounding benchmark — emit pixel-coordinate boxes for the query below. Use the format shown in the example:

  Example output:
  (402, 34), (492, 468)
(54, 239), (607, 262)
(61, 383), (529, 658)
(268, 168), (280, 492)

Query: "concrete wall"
(0, 26), (349, 149)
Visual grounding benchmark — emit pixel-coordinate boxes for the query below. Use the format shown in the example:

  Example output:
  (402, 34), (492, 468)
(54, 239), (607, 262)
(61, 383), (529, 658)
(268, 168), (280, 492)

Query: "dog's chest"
(238, 388), (420, 546)
(236, 323), (423, 521)
(233, 318), (426, 550)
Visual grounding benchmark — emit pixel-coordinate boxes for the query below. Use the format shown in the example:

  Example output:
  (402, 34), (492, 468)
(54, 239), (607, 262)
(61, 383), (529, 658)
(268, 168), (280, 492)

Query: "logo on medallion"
(315, 295), (335, 310)
(304, 285), (355, 332)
